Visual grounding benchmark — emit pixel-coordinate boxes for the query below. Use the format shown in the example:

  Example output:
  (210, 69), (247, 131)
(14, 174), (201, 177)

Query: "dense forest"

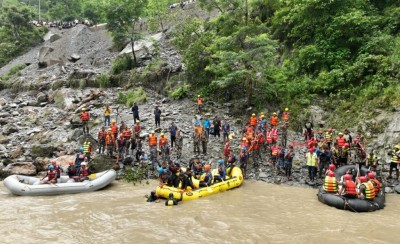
(1, 0), (400, 127)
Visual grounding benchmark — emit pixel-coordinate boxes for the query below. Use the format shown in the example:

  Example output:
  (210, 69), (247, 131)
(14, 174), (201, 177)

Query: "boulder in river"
(2, 162), (37, 176)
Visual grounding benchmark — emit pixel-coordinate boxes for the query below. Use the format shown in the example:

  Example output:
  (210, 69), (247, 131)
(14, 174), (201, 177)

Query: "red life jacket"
(258, 134), (264, 143)
(47, 170), (56, 181)
(223, 143), (230, 156)
(266, 131), (273, 143)
(337, 137), (346, 147)
(81, 112), (89, 121)
(252, 140), (259, 150)
(80, 167), (89, 178)
(371, 179), (381, 194)
(344, 180), (357, 196)
(271, 128), (278, 141)
(270, 116), (278, 126)
(282, 112), (289, 121)
(98, 130), (105, 140)
(123, 129), (132, 139)
(271, 146), (279, 156)
(250, 116), (257, 126)
(111, 124), (118, 134)
(134, 125), (141, 133)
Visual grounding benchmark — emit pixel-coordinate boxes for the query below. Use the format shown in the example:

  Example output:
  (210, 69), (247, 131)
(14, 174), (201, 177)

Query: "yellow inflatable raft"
(156, 166), (244, 201)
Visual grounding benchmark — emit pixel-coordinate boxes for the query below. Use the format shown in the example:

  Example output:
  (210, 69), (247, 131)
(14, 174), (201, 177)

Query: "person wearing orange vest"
(282, 108), (289, 122)
(122, 127), (132, 155)
(336, 132), (346, 147)
(250, 113), (257, 127)
(159, 133), (169, 147)
(337, 174), (357, 198)
(269, 145), (280, 167)
(110, 119), (118, 139)
(105, 128), (115, 157)
(270, 112), (279, 127)
(149, 131), (158, 150)
(271, 127), (278, 144)
(249, 136), (261, 160)
(368, 173), (381, 194)
(80, 107), (90, 134)
(197, 95), (204, 114)
(98, 127), (106, 154)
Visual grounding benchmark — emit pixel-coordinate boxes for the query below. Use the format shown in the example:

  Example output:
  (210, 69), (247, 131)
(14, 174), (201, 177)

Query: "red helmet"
(309, 148), (315, 153)
(328, 172), (335, 177)
(328, 128), (333, 132)
(204, 164), (211, 171)
(51, 160), (56, 165)
(353, 138), (359, 143)
(328, 164), (336, 170)
(344, 143), (350, 148)
(359, 176), (367, 182)
(367, 173), (375, 179)
(344, 174), (352, 180)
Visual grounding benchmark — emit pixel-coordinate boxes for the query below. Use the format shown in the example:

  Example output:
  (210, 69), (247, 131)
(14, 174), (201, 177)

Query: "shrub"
(117, 87), (147, 107)
(169, 84), (189, 99)
(111, 54), (134, 75)
(95, 74), (110, 88)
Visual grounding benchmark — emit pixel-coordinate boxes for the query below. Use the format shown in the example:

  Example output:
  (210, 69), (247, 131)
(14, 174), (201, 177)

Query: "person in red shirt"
(80, 107), (90, 134)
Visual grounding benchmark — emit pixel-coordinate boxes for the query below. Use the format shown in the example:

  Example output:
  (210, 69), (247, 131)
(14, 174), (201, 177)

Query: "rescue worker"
(80, 107), (90, 134)
(193, 128), (201, 154)
(324, 128), (333, 148)
(119, 120), (127, 134)
(116, 134), (126, 162)
(250, 113), (257, 128)
(78, 162), (91, 182)
(201, 128), (208, 154)
(316, 130), (324, 142)
(110, 119), (118, 139)
(214, 159), (226, 182)
(131, 102), (140, 123)
(306, 148), (318, 182)
(356, 130), (366, 148)
(325, 164), (336, 176)
(388, 145), (400, 180)
(159, 133), (170, 161)
(147, 191), (159, 202)
(133, 120), (141, 138)
(366, 150), (378, 171)
(98, 127), (106, 154)
(199, 164), (213, 187)
(270, 112), (279, 128)
(82, 139), (92, 161)
(122, 127), (132, 155)
(197, 95), (203, 114)
(169, 122), (178, 148)
(149, 131), (158, 150)
(368, 172), (381, 194)
(41, 165), (57, 184)
(104, 105), (111, 126)
(282, 108), (289, 125)
(269, 144), (279, 167)
(337, 174), (357, 198)
(105, 128), (115, 157)
(75, 147), (86, 167)
(343, 129), (352, 143)
(226, 150), (237, 177)
(318, 146), (332, 179)
(323, 171), (337, 193)
(213, 115), (221, 141)
(165, 193), (178, 206)
(357, 176), (375, 200)
(154, 106), (162, 128)
(336, 132), (346, 147)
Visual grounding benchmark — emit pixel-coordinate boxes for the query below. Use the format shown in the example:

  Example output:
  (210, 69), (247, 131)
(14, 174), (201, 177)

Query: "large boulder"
(2, 162), (37, 176)
(70, 129), (84, 141)
(33, 157), (49, 172)
(90, 154), (113, 172)
(31, 144), (57, 158)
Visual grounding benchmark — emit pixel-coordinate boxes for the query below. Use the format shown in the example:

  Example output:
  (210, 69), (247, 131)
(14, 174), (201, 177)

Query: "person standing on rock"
(98, 127), (106, 154)
(104, 105), (111, 126)
(284, 145), (295, 181)
(122, 127), (132, 156)
(110, 119), (118, 140)
(213, 115), (221, 142)
(201, 127), (208, 155)
(193, 128), (201, 155)
(80, 107), (90, 134)
(306, 148), (318, 182)
(105, 128), (116, 157)
(119, 121), (127, 134)
(203, 115), (211, 138)
(116, 134), (126, 163)
(197, 95), (203, 114)
(175, 129), (183, 159)
(131, 102), (140, 123)
(154, 106), (162, 128)
(169, 122), (178, 148)
(222, 119), (230, 142)
(82, 139), (92, 161)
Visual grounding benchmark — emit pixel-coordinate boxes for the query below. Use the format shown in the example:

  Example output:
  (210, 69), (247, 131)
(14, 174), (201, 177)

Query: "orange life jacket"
(81, 112), (89, 121)
(149, 135), (157, 146)
(270, 116), (278, 126)
(337, 137), (346, 147)
(111, 124), (118, 134)
(271, 146), (279, 156)
(159, 137), (168, 146)
(197, 97), (203, 105)
(105, 133), (114, 145)
(123, 129), (132, 139)
(344, 180), (357, 196)
(282, 112), (289, 122)
(250, 116), (257, 126)
(371, 179), (381, 194)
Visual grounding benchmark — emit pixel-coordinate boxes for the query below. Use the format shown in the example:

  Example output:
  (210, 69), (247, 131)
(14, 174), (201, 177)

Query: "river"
(0, 180), (399, 244)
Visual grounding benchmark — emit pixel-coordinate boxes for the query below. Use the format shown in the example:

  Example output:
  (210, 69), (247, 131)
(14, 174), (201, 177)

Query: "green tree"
(105, 0), (148, 67)
(146, 0), (169, 33)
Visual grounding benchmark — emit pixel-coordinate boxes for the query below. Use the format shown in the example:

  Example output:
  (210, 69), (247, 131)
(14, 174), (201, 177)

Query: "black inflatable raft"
(317, 165), (385, 212)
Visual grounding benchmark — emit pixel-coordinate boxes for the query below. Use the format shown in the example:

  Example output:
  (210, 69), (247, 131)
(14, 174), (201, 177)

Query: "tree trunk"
(130, 37), (137, 67)
(245, 0), (248, 26)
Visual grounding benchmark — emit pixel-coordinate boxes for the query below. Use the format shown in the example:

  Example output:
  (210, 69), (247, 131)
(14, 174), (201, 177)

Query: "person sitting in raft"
(325, 164), (336, 176)
(165, 193), (178, 206)
(147, 191), (160, 203)
(337, 174), (357, 198)
(199, 164), (213, 187)
(179, 172), (195, 190)
(41, 165), (57, 184)
(167, 161), (180, 187)
(214, 159), (226, 183)
(77, 162), (91, 182)
(226, 150), (237, 177)
(158, 167), (168, 185)
(357, 176), (375, 200)
(368, 172), (381, 195)
(193, 160), (203, 180)
(323, 171), (337, 193)
(185, 168), (195, 187)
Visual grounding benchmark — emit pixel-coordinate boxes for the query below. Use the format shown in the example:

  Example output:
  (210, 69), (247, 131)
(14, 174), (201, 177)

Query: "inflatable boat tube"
(156, 166), (243, 201)
(317, 187), (385, 212)
(3, 170), (116, 196)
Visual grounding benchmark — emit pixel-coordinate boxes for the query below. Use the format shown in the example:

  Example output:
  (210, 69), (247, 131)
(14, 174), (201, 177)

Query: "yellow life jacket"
(362, 182), (376, 200)
(83, 142), (90, 153)
(306, 153), (317, 166)
(391, 151), (399, 164)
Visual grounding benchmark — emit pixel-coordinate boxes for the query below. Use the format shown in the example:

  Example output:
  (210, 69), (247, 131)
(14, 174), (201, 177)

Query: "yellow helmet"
(81, 107), (86, 111)
(198, 95), (201, 97)
(285, 108), (289, 112)
(260, 112), (264, 115)
(151, 130), (155, 134)
(136, 120), (140, 124)
(228, 133), (235, 140)
(338, 132), (343, 136)
(273, 112), (277, 115)
(111, 119), (116, 123)
(261, 115), (265, 118)
(108, 128), (112, 131)
(161, 132), (165, 136)
(395, 145), (400, 150)
(252, 113), (255, 116)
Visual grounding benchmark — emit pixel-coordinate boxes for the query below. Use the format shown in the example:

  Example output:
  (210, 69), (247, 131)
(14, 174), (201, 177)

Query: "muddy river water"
(0, 180), (399, 243)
